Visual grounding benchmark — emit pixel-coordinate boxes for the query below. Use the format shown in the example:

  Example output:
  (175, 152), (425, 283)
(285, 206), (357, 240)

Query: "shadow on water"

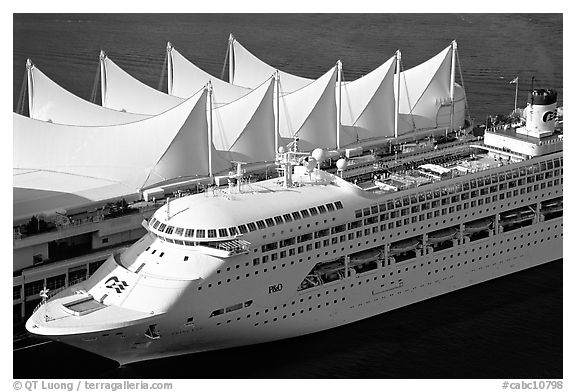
(14, 260), (562, 379)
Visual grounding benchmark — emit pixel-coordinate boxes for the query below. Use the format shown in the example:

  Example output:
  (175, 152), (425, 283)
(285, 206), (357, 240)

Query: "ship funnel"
(520, 89), (558, 138)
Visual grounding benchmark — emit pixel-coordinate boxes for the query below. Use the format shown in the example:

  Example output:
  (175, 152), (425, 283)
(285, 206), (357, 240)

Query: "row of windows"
(355, 169), (562, 223)
(209, 300), (253, 317)
(255, 184), (562, 263)
(213, 223), (562, 326)
(148, 201), (344, 240)
(355, 157), (562, 219)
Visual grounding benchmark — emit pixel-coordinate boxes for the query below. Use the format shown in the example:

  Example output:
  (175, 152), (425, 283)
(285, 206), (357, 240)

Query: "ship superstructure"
(26, 90), (563, 364)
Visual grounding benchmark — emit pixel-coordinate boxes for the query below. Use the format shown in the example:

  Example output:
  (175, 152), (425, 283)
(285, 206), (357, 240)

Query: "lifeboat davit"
(464, 218), (492, 234)
(389, 238), (420, 254)
(428, 227), (459, 244)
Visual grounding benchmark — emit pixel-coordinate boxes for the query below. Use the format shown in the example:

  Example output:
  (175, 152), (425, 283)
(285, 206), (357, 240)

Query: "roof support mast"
(207, 82), (213, 178)
(449, 40), (457, 132)
(99, 50), (107, 107)
(26, 59), (34, 116)
(336, 60), (342, 149)
(275, 71), (280, 154)
(394, 50), (401, 139)
(166, 42), (173, 95)
(229, 34), (235, 84)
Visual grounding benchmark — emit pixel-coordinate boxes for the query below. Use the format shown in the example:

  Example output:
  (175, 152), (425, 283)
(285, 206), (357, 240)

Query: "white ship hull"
(54, 216), (562, 365)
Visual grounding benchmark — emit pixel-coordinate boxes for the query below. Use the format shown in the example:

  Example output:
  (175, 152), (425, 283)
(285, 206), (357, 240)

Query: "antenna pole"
(229, 34), (235, 84)
(336, 60), (342, 149)
(449, 40), (457, 132)
(395, 50), (402, 139)
(166, 42), (173, 95)
(99, 50), (107, 107)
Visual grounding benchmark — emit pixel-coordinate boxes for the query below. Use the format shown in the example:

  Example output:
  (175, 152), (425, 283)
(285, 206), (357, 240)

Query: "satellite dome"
(278, 146), (285, 153)
(311, 148), (326, 162)
(336, 158), (348, 171)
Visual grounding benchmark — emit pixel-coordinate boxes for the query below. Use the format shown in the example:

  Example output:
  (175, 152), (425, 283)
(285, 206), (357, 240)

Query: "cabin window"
(334, 201), (344, 210)
(196, 229), (205, 238)
(317, 205), (327, 214)
(262, 242), (278, 252)
(207, 229), (216, 238)
(184, 228), (194, 237)
(265, 218), (275, 227)
(152, 220), (161, 229)
(280, 237), (295, 247)
(247, 222), (258, 232)
(274, 216), (284, 225)
(292, 211), (302, 220)
(300, 210), (310, 218)
(363, 207), (371, 216)
(165, 226), (174, 234)
(309, 207), (319, 216)
(256, 220), (266, 229)
(326, 203), (335, 212)
(174, 227), (184, 236)
(238, 224), (249, 234)
(331, 224), (346, 234)
(348, 220), (362, 230)
(219, 228), (228, 237)
(228, 227), (238, 236)
(298, 233), (313, 243)
(283, 214), (293, 222)
(158, 223), (167, 232)
(210, 309), (224, 317)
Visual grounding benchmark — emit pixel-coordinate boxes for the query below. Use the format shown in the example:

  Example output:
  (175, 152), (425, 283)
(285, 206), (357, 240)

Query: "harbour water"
(13, 13), (562, 378)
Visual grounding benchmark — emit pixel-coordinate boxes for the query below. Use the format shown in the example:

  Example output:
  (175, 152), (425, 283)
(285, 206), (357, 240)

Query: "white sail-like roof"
(101, 53), (183, 115)
(26, 60), (150, 126)
(341, 55), (397, 143)
(278, 65), (337, 151)
(168, 45), (251, 106)
(14, 89), (227, 195)
(232, 38), (313, 93)
(212, 78), (275, 163)
(394, 43), (465, 132)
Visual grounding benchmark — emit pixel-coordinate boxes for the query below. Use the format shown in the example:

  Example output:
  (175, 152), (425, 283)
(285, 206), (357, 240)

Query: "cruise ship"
(26, 88), (563, 365)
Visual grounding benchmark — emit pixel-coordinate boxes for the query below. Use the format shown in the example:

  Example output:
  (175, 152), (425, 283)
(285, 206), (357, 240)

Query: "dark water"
(13, 14), (562, 379)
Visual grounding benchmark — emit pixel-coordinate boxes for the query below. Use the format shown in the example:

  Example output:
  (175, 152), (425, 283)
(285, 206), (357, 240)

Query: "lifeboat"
(315, 259), (345, 275)
(389, 238), (420, 254)
(427, 227), (459, 244)
(349, 248), (381, 265)
(500, 208), (534, 225)
(541, 200), (563, 214)
(464, 218), (492, 234)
